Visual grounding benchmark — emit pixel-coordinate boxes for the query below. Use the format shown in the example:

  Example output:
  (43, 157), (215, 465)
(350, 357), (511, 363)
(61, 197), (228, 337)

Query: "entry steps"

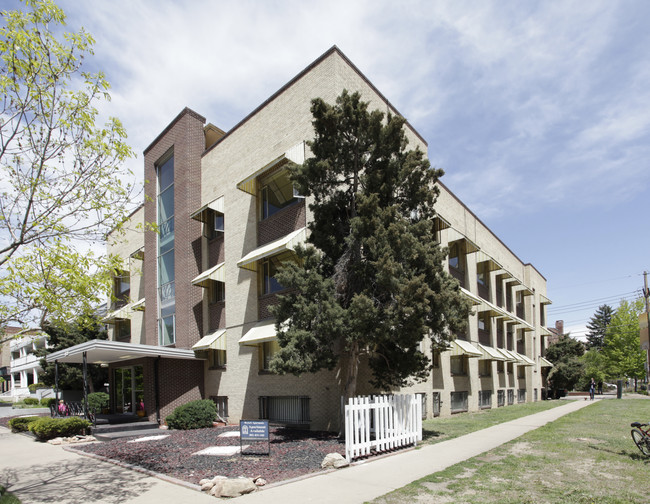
(91, 419), (162, 441)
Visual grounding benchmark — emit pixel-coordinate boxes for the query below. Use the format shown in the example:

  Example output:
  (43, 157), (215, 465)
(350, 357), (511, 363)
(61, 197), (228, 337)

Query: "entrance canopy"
(46, 339), (200, 365)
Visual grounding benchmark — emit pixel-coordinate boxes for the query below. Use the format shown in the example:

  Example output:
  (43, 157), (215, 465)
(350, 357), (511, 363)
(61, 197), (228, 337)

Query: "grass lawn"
(423, 400), (566, 445)
(373, 399), (650, 504)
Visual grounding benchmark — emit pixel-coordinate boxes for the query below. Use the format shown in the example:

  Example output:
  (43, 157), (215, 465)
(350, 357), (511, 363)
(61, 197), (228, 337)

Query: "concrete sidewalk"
(0, 399), (594, 504)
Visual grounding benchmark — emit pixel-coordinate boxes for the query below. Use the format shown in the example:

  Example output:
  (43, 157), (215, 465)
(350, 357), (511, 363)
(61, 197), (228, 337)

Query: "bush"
(166, 399), (216, 430)
(23, 397), (39, 406)
(27, 382), (46, 393)
(0, 484), (21, 504)
(87, 392), (109, 413)
(28, 417), (91, 441)
(40, 397), (56, 407)
(8, 416), (39, 433)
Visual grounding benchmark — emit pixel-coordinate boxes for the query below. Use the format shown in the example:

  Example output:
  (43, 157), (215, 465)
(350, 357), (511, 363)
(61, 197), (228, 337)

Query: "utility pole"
(643, 271), (650, 383)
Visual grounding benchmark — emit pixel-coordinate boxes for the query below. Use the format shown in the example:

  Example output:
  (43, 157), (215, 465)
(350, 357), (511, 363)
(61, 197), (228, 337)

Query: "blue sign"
(240, 420), (269, 441)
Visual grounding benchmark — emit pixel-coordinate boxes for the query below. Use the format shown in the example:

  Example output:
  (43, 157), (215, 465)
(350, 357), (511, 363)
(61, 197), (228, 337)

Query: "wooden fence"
(344, 394), (422, 462)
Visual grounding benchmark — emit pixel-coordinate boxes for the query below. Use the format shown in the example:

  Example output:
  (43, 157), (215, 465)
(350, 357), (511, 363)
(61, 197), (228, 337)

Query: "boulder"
(220, 477), (257, 498)
(321, 452), (349, 469)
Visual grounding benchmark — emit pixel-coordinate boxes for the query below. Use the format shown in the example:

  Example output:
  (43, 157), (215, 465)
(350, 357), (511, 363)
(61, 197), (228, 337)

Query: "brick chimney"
(555, 320), (564, 335)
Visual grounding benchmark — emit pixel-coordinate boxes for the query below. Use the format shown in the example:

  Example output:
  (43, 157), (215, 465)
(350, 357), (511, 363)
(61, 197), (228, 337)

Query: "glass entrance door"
(114, 366), (143, 413)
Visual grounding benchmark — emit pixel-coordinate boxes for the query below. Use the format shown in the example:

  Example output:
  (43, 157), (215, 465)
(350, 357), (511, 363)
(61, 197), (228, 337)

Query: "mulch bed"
(73, 425), (346, 485)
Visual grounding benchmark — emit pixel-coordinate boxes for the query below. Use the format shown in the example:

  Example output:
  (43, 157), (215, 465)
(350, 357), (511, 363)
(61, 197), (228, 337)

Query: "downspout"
(155, 356), (161, 424)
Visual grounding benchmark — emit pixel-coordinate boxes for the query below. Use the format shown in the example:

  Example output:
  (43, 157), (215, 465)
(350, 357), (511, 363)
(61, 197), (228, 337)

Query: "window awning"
(45, 339), (200, 365)
(433, 215), (451, 232)
(448, 339), (482, 358)
(446, 228), (479, 254)
(237, 227), (306, 271)
(515, 352), (535, 366)
(539, 294), (552, 305)
(540, 357), (554, 368)
(477, 343), (507, 361)
(514, 285), (534, 297)
(131, 298), (145, 311)
(539, 326), (551, 336)
(475, 251), (503, 271)
(498, 348), (518, 362)
(102, 303), (134, 323)
(130, 247), (145, 261)
(192, 262), (225, 287)
(192, 329), (226, 351)
(191, 196), (224, 223)
(239, 319), (278, 346)
(460, 287), (483, 307)
(237, 142), (305, 195)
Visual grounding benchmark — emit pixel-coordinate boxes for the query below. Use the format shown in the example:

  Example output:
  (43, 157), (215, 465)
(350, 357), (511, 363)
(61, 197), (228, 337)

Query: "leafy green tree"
(271, 90), (472, 399)
(546, 334), (585, 393)
(585, 304), (613, 350)
(581, 348), (607, 390)
(0, 0), (134, 328)
(601, 298), (645, 385)
(36, 318), (108, 393)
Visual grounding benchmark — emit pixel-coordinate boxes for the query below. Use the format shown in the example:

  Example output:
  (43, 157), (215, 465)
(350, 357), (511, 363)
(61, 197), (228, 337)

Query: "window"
(518, 365), (526, 378)
(210, 281), (225, 304)
(497, 360), (505, 374)
(497, 389), (505, 407)
(260, 169), (299, 220)
(115, 320), (131, 343)
(432, 350), (440, 368)
(206, 212), (224, 239)
(261, 251), (294, 295)
(157, 153), (175, 346)
(478, 313), (490, 345)
(210, 396), (228, 420)
(507, 362), (513, 375)
(259, 396), (310, 424)
(518, 388), (526, 403)
(507, 389), (514, 405)
(450, 356), (467, 375)
(114, 270), (130, 304)
(479, 359), (492, 377)
(208, 349), (227, 369)
(417, 393), (427, 420)
(260, 340), (280, 371)
(432, 392), (441, 417)
(450, 391), (468, 413)
(448, 242), (460, 270)
(479, 390), (492, 409)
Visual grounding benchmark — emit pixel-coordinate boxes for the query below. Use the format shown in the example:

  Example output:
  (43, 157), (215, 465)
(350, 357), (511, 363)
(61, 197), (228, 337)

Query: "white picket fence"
(344, 394), (422, 462)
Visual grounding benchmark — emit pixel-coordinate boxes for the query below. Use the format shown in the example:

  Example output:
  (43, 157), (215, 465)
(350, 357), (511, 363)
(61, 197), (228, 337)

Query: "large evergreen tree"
(585, 304), (613, 349)
(270, 90), (471, 399)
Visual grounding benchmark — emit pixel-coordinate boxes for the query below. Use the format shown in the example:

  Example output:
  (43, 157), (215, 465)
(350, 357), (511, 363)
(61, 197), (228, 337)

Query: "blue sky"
(19, 0), (650, 338)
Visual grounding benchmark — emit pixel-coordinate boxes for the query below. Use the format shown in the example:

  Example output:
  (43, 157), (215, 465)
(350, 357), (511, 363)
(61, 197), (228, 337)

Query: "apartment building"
(2, 327), (48, 398)
(49, 46), (552, 430)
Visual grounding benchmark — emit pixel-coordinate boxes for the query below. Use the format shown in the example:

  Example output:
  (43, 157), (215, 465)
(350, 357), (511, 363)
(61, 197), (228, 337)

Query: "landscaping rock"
(48, 435), (96, 445)
(253, 477), (267, 486)
(219, 477), (257, 498)
(321, 452), (349, 469)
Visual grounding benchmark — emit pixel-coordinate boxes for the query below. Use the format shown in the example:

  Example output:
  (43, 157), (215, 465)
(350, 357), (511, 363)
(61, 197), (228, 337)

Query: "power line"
(547, 291), (639, 312)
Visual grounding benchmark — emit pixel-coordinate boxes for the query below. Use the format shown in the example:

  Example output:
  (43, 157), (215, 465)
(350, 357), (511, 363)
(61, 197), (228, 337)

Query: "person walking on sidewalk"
(589, 378), (596, 400)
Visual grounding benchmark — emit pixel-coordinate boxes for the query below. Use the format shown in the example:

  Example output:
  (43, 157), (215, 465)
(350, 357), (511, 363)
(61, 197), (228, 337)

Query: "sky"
(8, 0), (650, 339)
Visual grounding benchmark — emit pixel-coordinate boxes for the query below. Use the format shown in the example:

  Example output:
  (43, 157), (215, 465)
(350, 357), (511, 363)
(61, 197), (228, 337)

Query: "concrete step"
(92, 420), (158, 434)
(92, 427), (167, 442)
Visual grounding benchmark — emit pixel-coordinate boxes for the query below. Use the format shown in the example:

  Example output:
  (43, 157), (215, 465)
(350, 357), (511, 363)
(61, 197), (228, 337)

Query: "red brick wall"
(257, 200), (306, 246)
(209, 301), (226, 331)
(208, 234), (225, 267)
(143, 108), (206, 349)
(258, 293), (279, 320)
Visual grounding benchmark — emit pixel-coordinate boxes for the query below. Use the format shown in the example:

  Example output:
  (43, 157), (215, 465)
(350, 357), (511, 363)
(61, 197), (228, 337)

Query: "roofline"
(144, 107), (206, 156)
(203, 45), (427, 158)
(437, 180), (546, 282)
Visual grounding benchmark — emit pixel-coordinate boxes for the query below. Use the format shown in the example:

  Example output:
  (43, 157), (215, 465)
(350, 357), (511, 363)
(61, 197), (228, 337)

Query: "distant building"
(547, 320), (564, 346)
(2, 327), (48, 398)
(48, 47), (553, 429)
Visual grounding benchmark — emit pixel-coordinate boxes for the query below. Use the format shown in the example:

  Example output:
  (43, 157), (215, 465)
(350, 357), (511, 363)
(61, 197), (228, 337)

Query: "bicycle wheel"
(631, 429), (650, 456)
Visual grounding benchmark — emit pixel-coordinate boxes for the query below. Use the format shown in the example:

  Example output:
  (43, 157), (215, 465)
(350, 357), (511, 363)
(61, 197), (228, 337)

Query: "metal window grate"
(259, 396), (310, 424)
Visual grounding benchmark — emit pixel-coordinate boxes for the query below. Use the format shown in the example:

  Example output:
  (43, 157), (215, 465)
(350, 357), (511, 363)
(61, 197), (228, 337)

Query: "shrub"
(27, 382), (46, 393)
(28, 417), (91, 441)
(87, 392), (109, 413)
(166, 399), (216, 430)
(23, 397), (39, 406)
(0, 484), (21, 504)
(40, 397), (56, 407)
(8, 416), (39, 432)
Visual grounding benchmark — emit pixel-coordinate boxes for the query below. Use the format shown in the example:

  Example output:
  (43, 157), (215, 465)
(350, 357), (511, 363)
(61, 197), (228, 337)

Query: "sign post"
(240, 419), (270, 456)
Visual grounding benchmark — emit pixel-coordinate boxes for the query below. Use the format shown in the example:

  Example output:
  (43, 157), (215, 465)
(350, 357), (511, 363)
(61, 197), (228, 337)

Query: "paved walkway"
(0, 399), (594, 504)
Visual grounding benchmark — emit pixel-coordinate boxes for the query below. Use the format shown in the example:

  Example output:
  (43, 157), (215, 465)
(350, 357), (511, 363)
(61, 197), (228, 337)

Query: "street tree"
(270, 90), (472, 399)
(0, 1), (135, 327)
(585, 304), (613, 350)
(601, 298), (645, 387)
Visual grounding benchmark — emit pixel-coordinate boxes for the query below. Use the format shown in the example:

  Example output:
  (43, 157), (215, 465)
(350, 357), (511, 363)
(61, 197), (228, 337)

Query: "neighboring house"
(48, 47), (553, 430)
(0, 335), (10, 394)
(4, 327), (48, 398)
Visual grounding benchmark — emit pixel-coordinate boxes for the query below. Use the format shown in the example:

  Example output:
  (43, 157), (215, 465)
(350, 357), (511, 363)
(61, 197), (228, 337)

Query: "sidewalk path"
(239, 399), (594, 504)
(0, 399), (593, 504)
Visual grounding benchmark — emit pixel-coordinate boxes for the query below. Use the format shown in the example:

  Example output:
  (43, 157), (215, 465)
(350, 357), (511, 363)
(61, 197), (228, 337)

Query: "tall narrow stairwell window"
(157, 153), (175, 345)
